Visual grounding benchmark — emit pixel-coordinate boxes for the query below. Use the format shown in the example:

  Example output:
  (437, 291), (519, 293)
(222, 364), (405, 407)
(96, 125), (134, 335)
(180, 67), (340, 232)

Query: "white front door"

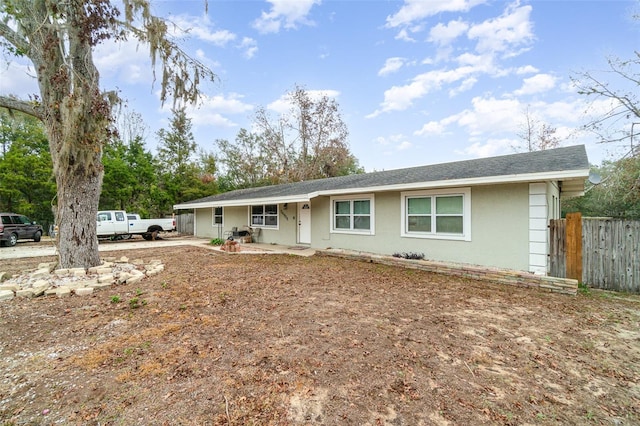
(297, 202), (311, 244)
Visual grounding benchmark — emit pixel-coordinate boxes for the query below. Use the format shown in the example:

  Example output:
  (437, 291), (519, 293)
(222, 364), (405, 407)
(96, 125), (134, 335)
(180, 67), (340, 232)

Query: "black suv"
(0, 213), (43, 247)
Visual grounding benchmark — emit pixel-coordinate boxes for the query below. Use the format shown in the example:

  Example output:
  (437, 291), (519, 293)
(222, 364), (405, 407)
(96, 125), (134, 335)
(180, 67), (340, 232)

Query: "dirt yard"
(1, 245), (639, 425)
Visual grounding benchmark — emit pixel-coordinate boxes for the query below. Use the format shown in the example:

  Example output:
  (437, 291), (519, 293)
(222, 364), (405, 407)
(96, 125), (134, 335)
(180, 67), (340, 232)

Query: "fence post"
(566, 212), (582, 282)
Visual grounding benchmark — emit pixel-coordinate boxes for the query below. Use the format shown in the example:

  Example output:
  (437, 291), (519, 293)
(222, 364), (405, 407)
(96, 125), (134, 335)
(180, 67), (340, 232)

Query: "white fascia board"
(174, 195), (310, 210)
(314, 169), (590, 197)
(560, 190), (586, 198)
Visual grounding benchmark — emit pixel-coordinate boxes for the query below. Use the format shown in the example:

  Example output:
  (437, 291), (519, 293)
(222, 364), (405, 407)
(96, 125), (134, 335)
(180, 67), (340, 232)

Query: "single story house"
(174, 145), (589, 275)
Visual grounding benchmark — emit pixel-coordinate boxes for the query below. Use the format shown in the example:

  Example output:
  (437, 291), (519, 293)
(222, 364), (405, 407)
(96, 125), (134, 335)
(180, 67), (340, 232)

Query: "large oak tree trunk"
(53, 140), (103, 269)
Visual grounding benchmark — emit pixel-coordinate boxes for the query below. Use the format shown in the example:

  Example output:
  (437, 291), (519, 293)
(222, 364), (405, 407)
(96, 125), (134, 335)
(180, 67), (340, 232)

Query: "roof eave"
(173, 194), (312, 210)
(173, 168), (590, 209)
(314, 169), (590, 196)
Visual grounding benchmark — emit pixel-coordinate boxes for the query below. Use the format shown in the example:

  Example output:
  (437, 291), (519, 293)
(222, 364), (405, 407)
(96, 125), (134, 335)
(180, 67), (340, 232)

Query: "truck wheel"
(142, 233), (152, 241)
(7, 233), (18, 247)
(33, 231), (42, 242)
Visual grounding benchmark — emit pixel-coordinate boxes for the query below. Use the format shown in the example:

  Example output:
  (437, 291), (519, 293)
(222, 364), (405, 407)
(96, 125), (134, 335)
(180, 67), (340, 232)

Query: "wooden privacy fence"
(176, 213), (194, 235)
(550, 215), (640, 293)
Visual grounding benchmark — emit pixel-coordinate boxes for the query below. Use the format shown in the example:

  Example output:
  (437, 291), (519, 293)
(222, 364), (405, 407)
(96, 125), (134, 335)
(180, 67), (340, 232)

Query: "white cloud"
(515, 65), (539, 75)
(513, 73), (557, 96)
(168, 15), (237, 47)
(428, 19), (469, 45)
(468, 4), (534, 55)
(253, 0), (321, 34)
(94, 40), (152, 85)
(239, 37), (259, 59)
(455, 138), (515, 158)
(386, 0), (486, 28)
(449, 77), (478, 96)
(0, 61), (38, 97)
(378, 57), (406, 76)
(531, 98), (596, 123)
(374, 134), (412, 151)
(395, 28), (416, 42)
(165, 14), (258, 59)
(455, 96), (522, 135)
(184, 92), (254, 128)
(455, 52), (494, 71)
(414, 121), (446, 136)
(397, 141), (413, 150)
(367, 66), (477, 117)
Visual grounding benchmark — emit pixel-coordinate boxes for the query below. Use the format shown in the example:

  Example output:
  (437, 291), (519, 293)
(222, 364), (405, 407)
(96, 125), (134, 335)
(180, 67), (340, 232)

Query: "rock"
(16, 289), (35, 298)
(88, 266), (112, 275)
(0, 289), (15, 301)
(0, 271), (9, 282)
(70, 268), (87, 277)
(91, 281), (113, 289)
(31, 283), (49, 297)
(75, 287), (94, 296)
(127, 271), (145, 285)
(2, 258), (164, 302)
(146, 265), (164, 276)
(98, 274), (114, 284)
(56, 287), (71, 298)
(116, 272), (132, 284)
(31, 268), (52, 279)
(37, 262), (57, 272)
(60, 280), (92, 290)
(0, 284), (19, 292)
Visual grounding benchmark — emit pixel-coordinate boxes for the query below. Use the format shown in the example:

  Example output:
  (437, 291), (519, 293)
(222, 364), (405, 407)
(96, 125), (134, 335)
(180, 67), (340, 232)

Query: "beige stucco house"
(174, 145), (589, 275)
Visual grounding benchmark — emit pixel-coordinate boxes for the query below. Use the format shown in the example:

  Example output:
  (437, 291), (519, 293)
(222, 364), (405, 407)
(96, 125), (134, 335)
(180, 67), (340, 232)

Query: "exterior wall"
(192, 183), (539, 272)
(193, 208), (215, 239)
(193, 204), (298, 246)
(311, 184), (531, 271)
(258, 203), (298, 246)
(193, 206), (250, 240)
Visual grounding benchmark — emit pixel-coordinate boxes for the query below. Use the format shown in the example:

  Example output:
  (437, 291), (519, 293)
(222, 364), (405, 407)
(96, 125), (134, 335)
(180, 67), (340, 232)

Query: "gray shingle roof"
(176, 145), (589, 207)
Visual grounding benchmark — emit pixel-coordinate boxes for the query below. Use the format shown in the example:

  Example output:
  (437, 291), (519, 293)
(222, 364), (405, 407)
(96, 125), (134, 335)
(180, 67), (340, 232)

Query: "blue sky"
(1, 0), (639, 172)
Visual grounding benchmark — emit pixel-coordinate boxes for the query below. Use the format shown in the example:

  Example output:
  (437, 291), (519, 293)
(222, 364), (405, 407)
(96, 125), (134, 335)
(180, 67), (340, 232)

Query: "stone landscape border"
(317, 249), (578, 296)
(0, 256), (165, 301)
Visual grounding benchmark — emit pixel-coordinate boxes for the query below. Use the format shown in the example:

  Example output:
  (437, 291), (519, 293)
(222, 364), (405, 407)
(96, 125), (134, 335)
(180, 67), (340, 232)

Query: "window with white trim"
(401, 188), (471, 241)
(251, 204), (278, 228)
(330, 195), (374, 234)
(212, 207), (223, 226)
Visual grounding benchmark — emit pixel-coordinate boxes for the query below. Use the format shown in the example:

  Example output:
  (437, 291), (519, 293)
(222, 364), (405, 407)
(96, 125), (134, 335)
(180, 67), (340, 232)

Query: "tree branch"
(0, 95), (43, 120)
(0, 20), (30, 57)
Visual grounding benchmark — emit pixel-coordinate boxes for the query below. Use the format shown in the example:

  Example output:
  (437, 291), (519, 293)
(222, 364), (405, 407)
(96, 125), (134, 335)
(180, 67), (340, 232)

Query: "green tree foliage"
(564, 155), (640, 219)
(0, 112), (55, 228)
(156, 107), (218, 211)
(215, 129), (273, 189)
(216, 86), (362, 190)
(101, 136), (157, 216)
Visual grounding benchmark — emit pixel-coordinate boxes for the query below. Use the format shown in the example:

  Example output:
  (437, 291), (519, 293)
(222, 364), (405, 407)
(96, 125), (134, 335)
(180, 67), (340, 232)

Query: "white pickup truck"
(96, 210), (176, 240)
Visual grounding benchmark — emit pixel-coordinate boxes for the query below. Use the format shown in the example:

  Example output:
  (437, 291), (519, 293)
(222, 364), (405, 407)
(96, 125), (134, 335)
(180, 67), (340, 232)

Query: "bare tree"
(572, 52), (640, 150)
(252, 85), (360, 183)
(516, 106), (560, 152)
(0, 0), (214, 268)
